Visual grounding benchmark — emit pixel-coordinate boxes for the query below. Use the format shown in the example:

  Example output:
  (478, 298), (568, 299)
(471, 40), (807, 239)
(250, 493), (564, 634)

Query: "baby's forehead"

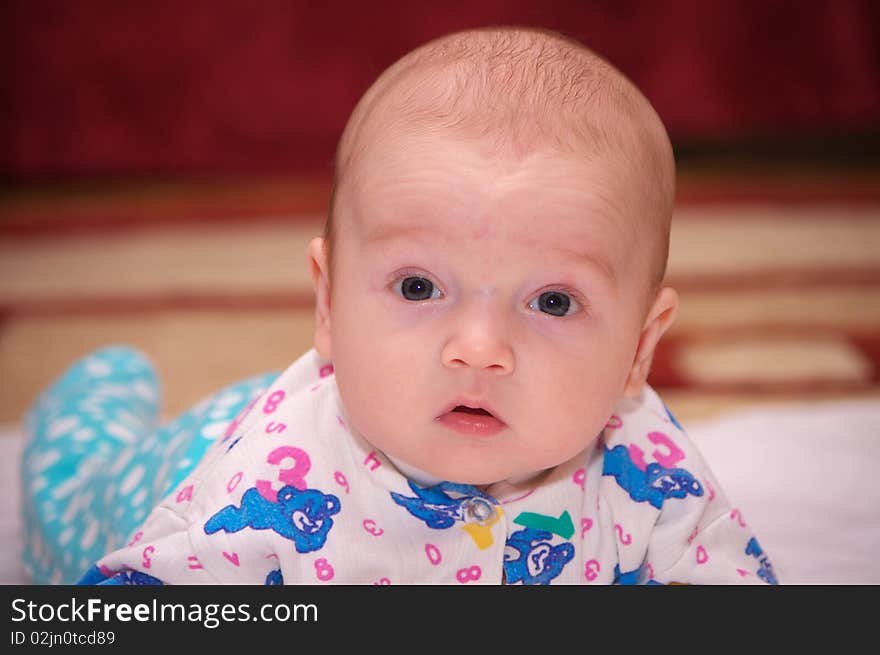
(331, 28), (675, 290)
(351, 138), (634, 248)
(346, 118), (646, 243)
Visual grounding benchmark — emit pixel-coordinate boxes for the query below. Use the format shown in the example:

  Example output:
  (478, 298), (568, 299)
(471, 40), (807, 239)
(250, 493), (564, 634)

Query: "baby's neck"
(385, 453), (548, 494)
(385, 454), (446, 488)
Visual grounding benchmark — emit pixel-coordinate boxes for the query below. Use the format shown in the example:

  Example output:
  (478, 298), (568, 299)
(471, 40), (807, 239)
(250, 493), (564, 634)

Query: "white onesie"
(82, 349), (779, 585)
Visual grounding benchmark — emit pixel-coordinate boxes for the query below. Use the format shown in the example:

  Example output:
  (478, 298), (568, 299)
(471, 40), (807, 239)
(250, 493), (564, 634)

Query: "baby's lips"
(452, 405), (492, 416)
(437, 397), (505, 424)
(435, 404), (507, 437)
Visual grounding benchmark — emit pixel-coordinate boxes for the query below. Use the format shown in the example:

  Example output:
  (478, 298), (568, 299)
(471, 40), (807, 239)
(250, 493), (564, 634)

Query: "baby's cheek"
(541, 372), (614, 435)
(335, 354), (413, 424)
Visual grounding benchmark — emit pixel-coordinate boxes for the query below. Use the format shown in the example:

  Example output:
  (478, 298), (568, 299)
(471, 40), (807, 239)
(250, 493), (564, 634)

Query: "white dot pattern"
(20, 345), (277, 584)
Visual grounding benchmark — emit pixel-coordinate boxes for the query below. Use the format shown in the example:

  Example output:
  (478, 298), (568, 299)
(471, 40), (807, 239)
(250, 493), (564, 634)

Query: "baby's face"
(313, 132), (662, 485)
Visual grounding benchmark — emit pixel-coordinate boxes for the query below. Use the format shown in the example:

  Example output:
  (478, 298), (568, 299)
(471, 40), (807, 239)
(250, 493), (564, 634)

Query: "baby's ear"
(623, 287), (679, 398)
(307, 237), (333, 359)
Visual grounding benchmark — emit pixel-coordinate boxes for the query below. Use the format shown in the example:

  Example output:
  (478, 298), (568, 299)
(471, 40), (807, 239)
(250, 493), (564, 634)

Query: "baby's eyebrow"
(363, 223), (439, 245)
(364, 222), (616, 287)
(549, 245), (617, 289)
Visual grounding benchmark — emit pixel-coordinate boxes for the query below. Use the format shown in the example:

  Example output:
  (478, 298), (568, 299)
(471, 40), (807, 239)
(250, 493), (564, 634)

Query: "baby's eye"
(394, 276), (442, 301)
(528, 291), (581, 317)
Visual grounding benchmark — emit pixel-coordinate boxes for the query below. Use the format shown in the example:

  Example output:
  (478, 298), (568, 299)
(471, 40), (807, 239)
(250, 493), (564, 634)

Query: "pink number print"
(127, 531), (143, 547)
(730, 508), (746, 527)
(645, 562), (655, 580)
(319, 364), (334, 378)
(373, 577), (391, 585)
(256, 446), (311, 502)
(176, 484), (193, 503)
(187, 556), (202, 570)
(425, 543), (442, 566)
(581, 518), (593, 538)
(705, 479), (716, 502)
(646, 431), (684, 468)
(265, 421), (286, 435)
(584, 559), (600, 582)
(363, 451), (382, 471)
(628, 445), (648, 471)
(363, 519), (384, 537)
(572, 468), (586, 491)
(614, 523), (632, 545)
(606, 415), (623, 430)
(227, 471), (243, 493)
(696, 545), (709, 564)
(142, 546), (155, 569)
(629, 431), (684, 472)
(223, 551), (240, 567)
(262, 390), (286, 414)
(687, 526), (699, 544)
(456, 566), (482, 583)
(314, 558), (335, 582)
(334, 471), (350, 494)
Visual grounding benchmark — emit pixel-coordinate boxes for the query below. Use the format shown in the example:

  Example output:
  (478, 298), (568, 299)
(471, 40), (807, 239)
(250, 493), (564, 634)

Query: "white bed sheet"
(687, 398), (880, 584)
(2, 398), (878, 584)
(1, 425), (26, 585)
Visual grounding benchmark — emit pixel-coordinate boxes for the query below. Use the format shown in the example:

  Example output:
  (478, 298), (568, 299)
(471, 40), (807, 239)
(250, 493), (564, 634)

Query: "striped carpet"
(2, 171), (879, 425)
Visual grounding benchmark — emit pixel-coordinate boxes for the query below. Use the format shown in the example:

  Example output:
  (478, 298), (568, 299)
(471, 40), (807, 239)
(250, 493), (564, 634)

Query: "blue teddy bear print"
(746, 537), (779, 585)
(503, 527), (574, 585)
(204, 485), (341, 553)
(390, 481), (496, 530)
(602, 445), (703, 509)
(78, 565), (164, 585)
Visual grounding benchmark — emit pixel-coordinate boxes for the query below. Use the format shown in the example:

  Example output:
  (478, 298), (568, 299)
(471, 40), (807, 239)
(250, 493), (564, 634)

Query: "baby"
(36, 27), (778, 585)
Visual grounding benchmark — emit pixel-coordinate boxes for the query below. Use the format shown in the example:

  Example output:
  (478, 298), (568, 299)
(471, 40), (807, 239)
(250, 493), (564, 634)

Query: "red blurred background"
(2, 0), (879, 181)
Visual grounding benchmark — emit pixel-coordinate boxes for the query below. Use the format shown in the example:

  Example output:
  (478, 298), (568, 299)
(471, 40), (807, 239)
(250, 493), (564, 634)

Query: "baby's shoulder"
(224, 349), (336, 440)
(172, 350), (340, 493)
(601, 385), (707, 473)
(596, 386), (722, 519)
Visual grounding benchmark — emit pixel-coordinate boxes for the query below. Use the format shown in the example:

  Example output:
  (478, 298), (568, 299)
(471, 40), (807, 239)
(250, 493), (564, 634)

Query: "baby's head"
(308, 27), (679, 485)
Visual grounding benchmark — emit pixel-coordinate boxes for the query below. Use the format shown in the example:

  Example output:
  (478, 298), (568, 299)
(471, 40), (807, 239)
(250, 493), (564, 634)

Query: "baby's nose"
(440, 313), (515, 375)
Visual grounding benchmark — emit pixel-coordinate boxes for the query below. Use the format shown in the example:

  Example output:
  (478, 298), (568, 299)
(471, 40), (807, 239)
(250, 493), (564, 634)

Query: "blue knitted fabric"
(20, 346), (277, 584)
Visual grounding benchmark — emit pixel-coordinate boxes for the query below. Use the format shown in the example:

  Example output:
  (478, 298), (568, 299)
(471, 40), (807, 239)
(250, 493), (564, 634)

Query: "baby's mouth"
(436, 402), (506, 437)
(452, 405), (494, 417)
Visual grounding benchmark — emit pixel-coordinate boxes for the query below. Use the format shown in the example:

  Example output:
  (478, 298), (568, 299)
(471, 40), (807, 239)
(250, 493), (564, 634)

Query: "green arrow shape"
(513, 510), (575, 540)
